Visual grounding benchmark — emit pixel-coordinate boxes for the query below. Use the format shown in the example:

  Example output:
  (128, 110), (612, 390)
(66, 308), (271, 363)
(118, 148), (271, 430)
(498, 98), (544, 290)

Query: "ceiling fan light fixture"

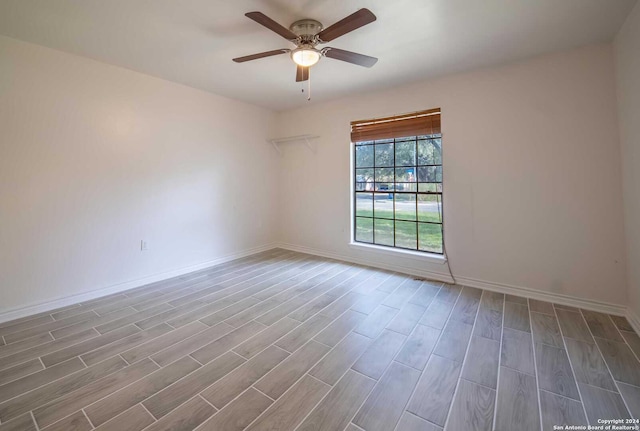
(291, 47), (321, 67)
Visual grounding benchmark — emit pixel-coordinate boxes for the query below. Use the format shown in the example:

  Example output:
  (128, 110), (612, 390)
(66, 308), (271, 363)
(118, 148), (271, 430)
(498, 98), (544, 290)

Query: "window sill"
(348, 242), (447, 265)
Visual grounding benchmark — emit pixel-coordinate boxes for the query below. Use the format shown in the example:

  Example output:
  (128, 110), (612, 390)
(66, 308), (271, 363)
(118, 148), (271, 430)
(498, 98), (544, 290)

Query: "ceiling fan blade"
(296, 65), (309, 82)
(317, 8), (376, 42)
(233, 49), (289, 63)
(324, 48), (378, 67)
(245, 12), (298, 41)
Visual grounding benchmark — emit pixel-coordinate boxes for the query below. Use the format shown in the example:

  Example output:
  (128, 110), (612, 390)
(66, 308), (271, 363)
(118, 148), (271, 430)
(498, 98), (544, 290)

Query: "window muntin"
(354, 134), (443, 254)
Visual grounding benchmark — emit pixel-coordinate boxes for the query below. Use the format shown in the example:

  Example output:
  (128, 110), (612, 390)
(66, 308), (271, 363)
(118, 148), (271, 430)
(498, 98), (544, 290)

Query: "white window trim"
(348, 241), (447, 264)
(349, 141), (446, 265)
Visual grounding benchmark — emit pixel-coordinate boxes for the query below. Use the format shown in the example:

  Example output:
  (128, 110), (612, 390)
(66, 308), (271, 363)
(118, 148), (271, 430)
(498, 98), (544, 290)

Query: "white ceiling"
(0, 0), (636, 111)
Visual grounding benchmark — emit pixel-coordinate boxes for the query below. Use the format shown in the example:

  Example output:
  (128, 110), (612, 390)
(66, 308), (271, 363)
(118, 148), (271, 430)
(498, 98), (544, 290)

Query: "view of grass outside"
(353, 135), (443, 253)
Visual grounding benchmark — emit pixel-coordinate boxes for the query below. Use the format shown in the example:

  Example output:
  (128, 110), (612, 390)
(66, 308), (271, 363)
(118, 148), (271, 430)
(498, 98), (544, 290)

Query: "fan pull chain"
(307, 67), (311, 101)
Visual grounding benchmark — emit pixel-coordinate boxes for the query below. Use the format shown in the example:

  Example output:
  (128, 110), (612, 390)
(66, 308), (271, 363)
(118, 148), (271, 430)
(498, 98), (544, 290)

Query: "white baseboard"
(626, 309), (640, 335)
(278, 242), (627, 317)
(0, 243), (278, 324)
(278, 242), (454, 284)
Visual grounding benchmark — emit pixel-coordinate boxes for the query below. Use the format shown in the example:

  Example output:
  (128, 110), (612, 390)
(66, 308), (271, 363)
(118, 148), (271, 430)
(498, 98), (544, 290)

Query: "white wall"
(275, 44), (628, 306)
(0, 35), (279, 315)
(615, 4), (640, 319)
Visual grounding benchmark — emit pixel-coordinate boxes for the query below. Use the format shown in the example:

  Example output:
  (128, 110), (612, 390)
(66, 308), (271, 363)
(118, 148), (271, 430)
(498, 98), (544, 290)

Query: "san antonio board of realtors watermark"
(552, 419), (639, 430)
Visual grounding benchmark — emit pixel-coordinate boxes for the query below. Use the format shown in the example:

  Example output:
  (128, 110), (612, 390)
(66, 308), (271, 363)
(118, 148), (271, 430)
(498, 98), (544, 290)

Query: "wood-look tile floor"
(1, 249), (640, 431)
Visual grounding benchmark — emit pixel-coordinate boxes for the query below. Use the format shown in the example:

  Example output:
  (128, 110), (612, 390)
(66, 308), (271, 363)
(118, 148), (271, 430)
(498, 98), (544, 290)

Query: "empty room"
(1, 1), (640, 430)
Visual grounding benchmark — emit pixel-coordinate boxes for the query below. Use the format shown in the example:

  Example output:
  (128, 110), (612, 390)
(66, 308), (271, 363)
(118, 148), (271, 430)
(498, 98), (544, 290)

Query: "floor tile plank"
(353, 362), (421, 431)
(93, 404), (154, 431)
(618, 382), (640, 419)
(530, 312), (563, 348)
(254, 340), (329, 400)
(462, 336), (500, 389)
(44, 410), (92, 431)
(610, 315), (635, 332)
(310, 332), (371, 385)
(594, 337), (640, 387)
(0, 412), (37, 431)
(233, 317), (300, 359)
(0, 359), (43, 386)
(445, 379), (495, 431)
(395, 324), (441, 371)
(396, 413), (442, 431)
(85, 356), (200, 426)
(143, 351), (245, 419)
(433, 319), (473, 363)
(407, 355), (462, 426)
(504, 302), (530, 332)
(501, 328), (535, 375)
(449, 286), (482, 325)
(494, 367), (540, 431)
(151, 322), (234, 366)
(419, 300), (456, 331)
(201, 345), (289, 409)
(143, 395), (216, 431)
(556, 309), (594, 343)
(535, 343), (580, 400)
(33, 358), (158, 428)
(190, 320), (266, 364)
(0, 355), (127, 423)
(313, 310), (366, 347)
(245, 375), (330, 431)
(120, 321), (207, 364)
(298, 370), (376, 431)
(386, 303), (427, 336)
(582, 310), (624, 342)
(0, 333), (54, 359)
(529, 299), (555, 315)
(539, 389), (587, 429)
(0, 357), (85, 404)
(41, 325), (140, 367)
(274, 314), (333, 353)
(198, 388), (271, 431)
(352, 330), (406, 380)
(408, 281), (442, 308)
(579, 383), (631, 424)
(564, 337), (617, 391)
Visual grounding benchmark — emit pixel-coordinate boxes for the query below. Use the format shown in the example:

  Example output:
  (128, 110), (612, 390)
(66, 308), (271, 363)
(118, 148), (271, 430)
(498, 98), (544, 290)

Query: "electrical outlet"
(141, 240), (149, 251)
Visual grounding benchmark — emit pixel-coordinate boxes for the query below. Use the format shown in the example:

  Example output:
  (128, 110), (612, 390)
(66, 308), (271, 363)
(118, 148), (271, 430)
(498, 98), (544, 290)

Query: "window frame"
(351, 133), (445, 258)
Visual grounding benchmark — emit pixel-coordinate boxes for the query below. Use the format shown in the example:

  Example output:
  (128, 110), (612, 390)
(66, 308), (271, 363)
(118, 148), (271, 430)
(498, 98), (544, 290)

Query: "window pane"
(355, 168), (374, 183)
(395, 167), (416, 183)
(396, 221), (417, 249)
(374, 219), (394, 246)
(374, 193), (394, 219)
(418, 139), (442, 165)
(418, 195), (442, 223)
(375, 143), (394, 167)
(355, 217), (373, 243)
(395, 141), (416, 166)
(355, 145), (374, 168)
(375, 183), (394, 192)
(395, 194), (416, 221)
(374, 168), (394, 182)
(356, 193), (373, 217)
(396, 183), (417, 192)
(418, 183), (443, 193)
(418, 223), (443, 253)
(417, 166), (443, 182)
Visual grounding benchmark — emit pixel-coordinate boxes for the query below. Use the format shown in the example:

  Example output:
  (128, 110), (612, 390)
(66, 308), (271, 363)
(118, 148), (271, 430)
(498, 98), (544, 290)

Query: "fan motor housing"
(290, 19), (323, 38)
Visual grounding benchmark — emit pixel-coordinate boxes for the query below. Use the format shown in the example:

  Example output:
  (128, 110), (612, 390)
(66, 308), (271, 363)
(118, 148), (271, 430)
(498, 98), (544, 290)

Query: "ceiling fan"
(232, 9), (378, 82)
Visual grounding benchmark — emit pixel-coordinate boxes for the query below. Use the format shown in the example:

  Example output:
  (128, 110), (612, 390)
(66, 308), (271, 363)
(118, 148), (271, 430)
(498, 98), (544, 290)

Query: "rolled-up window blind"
(350, 108), (441, 142)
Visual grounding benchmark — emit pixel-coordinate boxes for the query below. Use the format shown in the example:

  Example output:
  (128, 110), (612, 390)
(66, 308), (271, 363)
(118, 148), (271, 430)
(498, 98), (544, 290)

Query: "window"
(352, 109), (443, 254)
